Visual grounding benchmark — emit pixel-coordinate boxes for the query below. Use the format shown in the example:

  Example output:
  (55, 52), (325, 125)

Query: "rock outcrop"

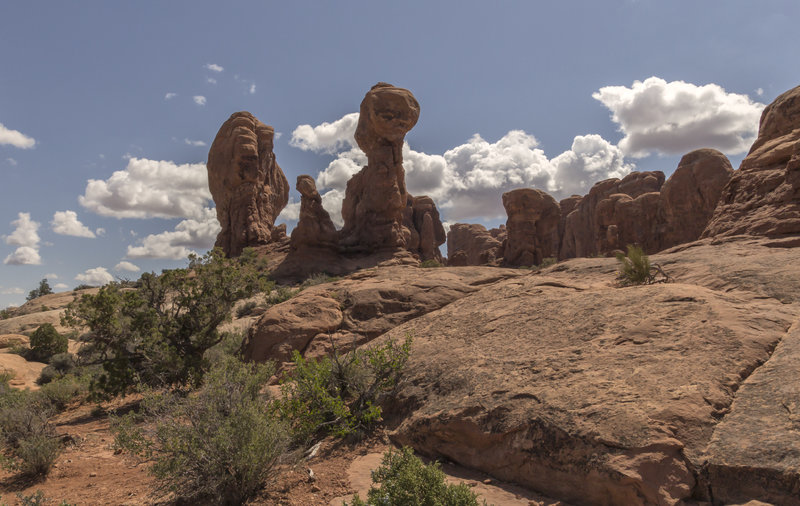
(340, 83), (420, 253)
(208, 111), (289, 257)
(502, 189), (560, 266)
(290, 175), (338, 251)
(446, 224), (504, 266)
(703, 85), (800, 238)
(402, 195), (446, 262)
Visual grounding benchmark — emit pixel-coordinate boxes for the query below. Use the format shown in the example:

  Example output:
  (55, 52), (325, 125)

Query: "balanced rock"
(703, 85), (800, 238)
(290, 175), (338, 251)
(340, 83), (420, 252)
(446, 223), (504, 266)
(208, 112), (289, 257)
(403, 195), (446, 262)
(502, 188), (560, 266)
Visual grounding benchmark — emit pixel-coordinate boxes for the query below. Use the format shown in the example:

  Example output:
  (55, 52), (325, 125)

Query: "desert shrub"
(28, 324), (68, 362)
(112, 356), (289, 505)
(0, 388), (60, 477)
(203, 330), (246, 366)
(235, 300), (260, 318)
(63, 247), (269, 397)
(72, 284), (95, 291)
(276, 336), (411, 442)
(266, 285), (299, 305)
(615, 245), (671, 286)
(39, 375), (86, 410)
(344, 446), (482, 506)
(300, 273), (340, 288)
(8, 490), (75, 506)
(0, 308), (14, 320)
(539, 257), (557, 268)
(419, 259), (442, 268)
(26, 279), (53, 302)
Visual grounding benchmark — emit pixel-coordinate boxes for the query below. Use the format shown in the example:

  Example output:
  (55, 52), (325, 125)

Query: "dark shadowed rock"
(208, 111), (289, 257)
(703, 85), (800, 238)
(502, 188), (561, 266)
(402, 195), (446, 262)
(290, 175), (338, 251)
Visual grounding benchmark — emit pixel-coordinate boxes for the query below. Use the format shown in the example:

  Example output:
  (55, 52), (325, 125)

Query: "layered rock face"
(289, 175), (338, 251)
(340, 83), (420, 252)
(402, 195), (446, 262)
(703, 85), (800, 238)
(208, 111), (289, 257)
(446, 224), (504, 266)
(502, 188), (560, 266)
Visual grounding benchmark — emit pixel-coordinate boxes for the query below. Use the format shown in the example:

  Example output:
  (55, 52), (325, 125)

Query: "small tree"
(63, 247), (270, 397)
(29, 323), (68, 362)
(26, 279), (53, 301)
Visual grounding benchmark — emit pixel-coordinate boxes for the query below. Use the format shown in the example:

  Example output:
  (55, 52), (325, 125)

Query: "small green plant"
(26, 279), (53, 302)
(419, 259), (442, 268)
(615, 245), (671, 286)
(112, 356), (289, 505)
(344, 446), (483, 506)
(276, 336), (411, 443)
(28, 324), (68, 362)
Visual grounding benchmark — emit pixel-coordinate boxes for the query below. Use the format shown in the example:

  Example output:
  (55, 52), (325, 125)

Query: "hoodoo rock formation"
(703, 85), (800, 238)
(290, 175), (338, 251)
(446, 224), (505, 266)
(207, 111), (289, 257)
(340, 83), (420, 252)
(402, 195), (446, 262)
(502, 188), (560, 266)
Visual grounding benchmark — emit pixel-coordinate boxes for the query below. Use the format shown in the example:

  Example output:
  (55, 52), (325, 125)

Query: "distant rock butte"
(703, 85), (800, 238)
(446, 224), (505, 266)
(340, 83), (420, 252)
(208, 111), (289, 257)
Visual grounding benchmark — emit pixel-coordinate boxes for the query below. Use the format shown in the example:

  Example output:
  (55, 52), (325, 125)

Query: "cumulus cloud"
(1, 287), (24, 295)
(79, 157), (211, 220)
(593, 77), (764, 157)
(184, 138), (207, 147)
(75, 267), (114, 286)
(6, 157), (18, 166)
(204, 63), (224, 73)
(44, 273), (58, 279)
(3, 212), (42, 265)
(164, 92), (177, 100)
(51, 210), (96, 238)
(53, 283), (68, 290)
(95, 228), (106, 237)
(193, 95), (207, 106)
(299, 113), (633, 223)
(115, 261), (140, 272)
(126, 207), (220, 259)
(0, 123), (36, 149)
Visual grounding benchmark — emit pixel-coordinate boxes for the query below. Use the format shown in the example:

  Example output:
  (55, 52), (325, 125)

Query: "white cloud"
(193, 95), (207, 106)
(755, 88), (764, 96)
(53, 283), (68, 291)
(79, 157), (211, 220)
(4, 247), (41, 265)
(298, 114), (633, 224)
(51, 210), (96, 238)
(114, 261), (140, 272)
(1, 287), (24, 295)
(6, 157), (17, 166)
(249, 84), (256, 94)
(3, 212), (42, 265)
(290, 112), (360, 154)
(593, 76), (764, 157)
(95, 228), (106, 236)
(44, 273), (58, 279)
(204, 63), (224, 73)
(207, 77), (217, 85)
(126, 207), (220, 259)
(0, 123), (36, 149)
(75, 267), (114, 286)
(184, 138), (207, 147)
(164, 92), (177, 100)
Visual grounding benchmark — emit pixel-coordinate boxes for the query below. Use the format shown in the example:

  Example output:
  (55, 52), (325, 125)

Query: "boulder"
(340, 83), (420, 253)
(207, 111), (289, 257)
(446, 224), (503, 266)
(703, 85), (800, 238)
(502, 188), (560, 266)
(290, 175), (338, 251)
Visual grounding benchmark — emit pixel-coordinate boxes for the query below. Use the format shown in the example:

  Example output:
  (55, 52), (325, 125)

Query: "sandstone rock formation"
(289, 175), (338, 251)
(208, 111), (289, 257)
(502, 188), (560, 266)
(340, 83), (420, 253)
(703, 85), (800, 238)
(446, 224), (504, 266)
(402, 195), (446, 262)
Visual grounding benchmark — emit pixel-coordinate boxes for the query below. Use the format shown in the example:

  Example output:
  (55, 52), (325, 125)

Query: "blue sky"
(1, 1), (798, 307)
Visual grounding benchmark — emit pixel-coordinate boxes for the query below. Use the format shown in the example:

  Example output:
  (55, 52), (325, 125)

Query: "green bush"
(112, 356), (289, 505)
(615, 245), (671, 286)
(0, 388), (60, 477)
(235, 300), (260, 318)
(26, 279), (53, 302)
(344, 447), (483, 506)
(39, 375), (86, 410)
(266, 285), (299, 305)
(28, 324), (68, 362)
(276, 336), (411, 442)
(63, 247), (270, 397)
(300, 273), (340, 288)
(419, 259), (442, 268)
